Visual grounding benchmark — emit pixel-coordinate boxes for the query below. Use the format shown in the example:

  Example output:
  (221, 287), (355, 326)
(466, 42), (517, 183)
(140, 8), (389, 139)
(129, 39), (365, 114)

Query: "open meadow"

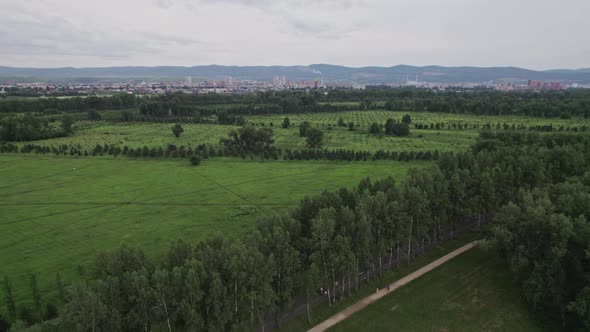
(0, 154), (425, 309)
(18, 110), (590, 154)
(27, 121), (236, 150)
(246, 110), (587, 128)
(20, 119), (475, 153)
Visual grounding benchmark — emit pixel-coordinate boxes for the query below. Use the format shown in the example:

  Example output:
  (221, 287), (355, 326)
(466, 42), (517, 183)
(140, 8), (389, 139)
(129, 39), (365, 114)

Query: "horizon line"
(1, 64), (589, 72)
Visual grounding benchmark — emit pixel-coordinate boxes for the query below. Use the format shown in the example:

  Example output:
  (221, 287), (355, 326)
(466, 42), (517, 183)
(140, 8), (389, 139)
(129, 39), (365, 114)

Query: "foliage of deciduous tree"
(190, 155), (201, 166)
(121, 110), (134, 122)
(171, 124), (184, 137)
(87, 110), (102, 121)
(402, 113), (412, 124)
(29, 274), (42, 322)
(61, 282), (116, 332)
(305, 128), (324, 148)
(0, 114), (64, 141)
(61, 114), (74, 136)
(222, 126), (274, 154)
(368, 122), (383, 136)
(2, 277), (16, 322)
(299, 121), (311, 137)
(282, 117), (290, 128)
(384, 119), (410, 136)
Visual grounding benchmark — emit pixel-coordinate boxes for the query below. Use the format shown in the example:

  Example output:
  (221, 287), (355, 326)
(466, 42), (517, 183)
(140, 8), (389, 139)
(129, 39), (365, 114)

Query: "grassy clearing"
(18, 111), (588, 154)
(21, 120), (475, 153)
(272, 126), (476, 152)
(247, 110), (588, 128)
(26, 121), (237, 149)
(328, 247), (553, 332)
(0, 154), (425, 310)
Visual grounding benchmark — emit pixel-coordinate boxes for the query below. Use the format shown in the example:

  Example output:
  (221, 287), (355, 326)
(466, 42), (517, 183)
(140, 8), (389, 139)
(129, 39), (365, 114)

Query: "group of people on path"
(377, 284), (391, 293)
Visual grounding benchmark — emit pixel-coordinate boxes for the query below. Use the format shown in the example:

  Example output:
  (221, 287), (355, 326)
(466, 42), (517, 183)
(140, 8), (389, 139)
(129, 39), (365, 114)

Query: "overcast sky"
(1, 0), (589, 69)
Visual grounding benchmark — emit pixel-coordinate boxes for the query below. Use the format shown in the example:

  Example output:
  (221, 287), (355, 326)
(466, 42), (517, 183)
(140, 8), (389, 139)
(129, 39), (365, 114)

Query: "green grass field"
(20, 120), (476, 153)
(22, 121), (476, 153)
(26, 121), (237, 150)
(18, 111), (589, 155)
(272, 126), (476, 152)
(247, 110), (587, 128)
(328, 247), (553, 332)
(0, 154), (425, 310)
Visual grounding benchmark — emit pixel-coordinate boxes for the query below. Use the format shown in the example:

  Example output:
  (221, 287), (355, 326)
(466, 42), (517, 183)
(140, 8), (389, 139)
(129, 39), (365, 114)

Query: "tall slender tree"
(311, 208), (336, 306)
(2, 277), (16, 322)
(29, 274), (42, 322)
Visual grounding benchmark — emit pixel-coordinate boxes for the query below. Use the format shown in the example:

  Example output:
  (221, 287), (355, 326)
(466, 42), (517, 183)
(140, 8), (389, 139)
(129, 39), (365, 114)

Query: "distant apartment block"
(528, 80), (561, 90)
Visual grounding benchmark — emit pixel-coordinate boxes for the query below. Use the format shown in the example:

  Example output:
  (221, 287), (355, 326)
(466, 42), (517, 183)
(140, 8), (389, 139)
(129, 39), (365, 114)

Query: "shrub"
(190, 155), (201, 166)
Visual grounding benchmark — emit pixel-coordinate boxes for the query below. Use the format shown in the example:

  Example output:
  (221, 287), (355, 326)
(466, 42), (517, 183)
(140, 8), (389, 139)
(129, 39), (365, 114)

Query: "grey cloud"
(196, 0), (361, 8)
(139, 32), (202, 46)
(1, 0), (589, 69)
(151, 0), (363, 39)
(280, 16), (356, 39)
(153, 0), (175, 9)
(0, 7), (203, 60)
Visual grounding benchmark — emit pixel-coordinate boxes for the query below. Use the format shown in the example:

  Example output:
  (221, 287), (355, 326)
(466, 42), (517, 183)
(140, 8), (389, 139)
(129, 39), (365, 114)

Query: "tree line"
(135, 90), (590, 119)
(0, 114), (74, 141)
(368, 116), (411, 137)
(481, 132), (590, 330)
(0, 140), (441, 164)
(412, 121), (590, 133)
(0, 94), (136, 114)
(3, 89), (590, 119)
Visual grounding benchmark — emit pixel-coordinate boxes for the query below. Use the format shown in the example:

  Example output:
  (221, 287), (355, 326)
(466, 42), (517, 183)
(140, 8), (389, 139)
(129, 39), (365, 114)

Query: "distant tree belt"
(0, 114), (74, 141)
(3, 89), (590, 118)
(0, 93), (136, 113)
(0, 141), (442, 163)
(94, 113), (590, 134)
(412, 122), (590, 132)
(145, 89), (590, 118)
(134, 90), (590, 118)
(3, 130), (589, 331)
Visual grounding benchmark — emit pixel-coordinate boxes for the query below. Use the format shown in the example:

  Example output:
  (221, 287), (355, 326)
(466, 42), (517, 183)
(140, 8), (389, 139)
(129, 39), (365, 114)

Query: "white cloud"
(0, 0), (588, 69)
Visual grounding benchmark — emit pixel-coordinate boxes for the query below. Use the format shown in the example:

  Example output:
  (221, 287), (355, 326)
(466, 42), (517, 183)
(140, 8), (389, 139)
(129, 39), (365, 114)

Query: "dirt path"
(307, 241), (478, 332)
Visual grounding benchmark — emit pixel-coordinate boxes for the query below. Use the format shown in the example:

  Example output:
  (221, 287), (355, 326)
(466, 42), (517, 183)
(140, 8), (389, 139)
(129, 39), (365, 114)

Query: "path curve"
(307, 241), (478, 332)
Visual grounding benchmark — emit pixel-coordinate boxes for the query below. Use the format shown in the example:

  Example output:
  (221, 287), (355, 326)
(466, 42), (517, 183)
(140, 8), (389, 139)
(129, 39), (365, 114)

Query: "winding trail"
(307, 241), (478, 332)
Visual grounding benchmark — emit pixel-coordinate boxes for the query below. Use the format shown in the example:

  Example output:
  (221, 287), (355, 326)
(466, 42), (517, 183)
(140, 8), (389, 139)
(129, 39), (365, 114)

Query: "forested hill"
(2, 64), (590, 83)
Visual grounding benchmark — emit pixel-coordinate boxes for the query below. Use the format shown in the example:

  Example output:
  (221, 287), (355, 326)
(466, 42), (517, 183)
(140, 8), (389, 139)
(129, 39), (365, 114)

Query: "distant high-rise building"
(186, 76), (192, 86)
(272, 75), (287, 86)
(528, 80), (543, 89)
(528, 80), (561, 90)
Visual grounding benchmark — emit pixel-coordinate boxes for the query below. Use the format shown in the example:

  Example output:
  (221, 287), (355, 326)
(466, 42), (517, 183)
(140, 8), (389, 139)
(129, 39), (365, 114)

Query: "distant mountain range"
(1, 64), (590, 84)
